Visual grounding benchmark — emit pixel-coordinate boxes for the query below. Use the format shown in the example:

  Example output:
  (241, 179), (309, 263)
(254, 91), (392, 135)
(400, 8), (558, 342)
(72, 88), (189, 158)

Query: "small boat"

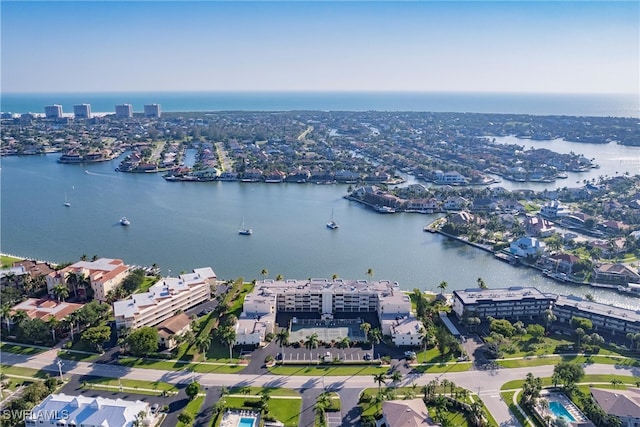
(120, 217), (131, 226)
(374, 205), (396, 214)
(238, 217), (252, 235)
(326, 208), (339, 229)
(64, 193), (71, 207)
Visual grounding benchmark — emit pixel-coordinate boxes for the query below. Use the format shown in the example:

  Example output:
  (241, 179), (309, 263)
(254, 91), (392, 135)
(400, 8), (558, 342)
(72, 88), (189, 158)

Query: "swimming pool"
(549, 401), (576, 422)
(238, 417), (256, 427)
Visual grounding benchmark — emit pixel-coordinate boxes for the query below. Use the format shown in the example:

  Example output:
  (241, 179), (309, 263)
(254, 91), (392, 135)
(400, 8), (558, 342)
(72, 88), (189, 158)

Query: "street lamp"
(56, 359), (63, 382)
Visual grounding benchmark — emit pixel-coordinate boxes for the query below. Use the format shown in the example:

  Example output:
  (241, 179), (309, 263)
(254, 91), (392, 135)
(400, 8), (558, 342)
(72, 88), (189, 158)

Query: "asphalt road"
(3, 350), (638, 427)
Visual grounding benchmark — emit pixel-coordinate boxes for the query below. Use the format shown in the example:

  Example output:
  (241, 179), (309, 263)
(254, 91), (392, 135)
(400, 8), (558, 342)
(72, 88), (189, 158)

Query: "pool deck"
(220, 410), (260, 427)
(538, 391), (589, 424)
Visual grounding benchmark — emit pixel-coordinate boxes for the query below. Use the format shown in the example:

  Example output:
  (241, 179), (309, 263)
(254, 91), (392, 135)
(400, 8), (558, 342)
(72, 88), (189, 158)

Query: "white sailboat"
(64, 193), (71, 207)
(238, 217), (252, 235)
(326, 208), (339, 229)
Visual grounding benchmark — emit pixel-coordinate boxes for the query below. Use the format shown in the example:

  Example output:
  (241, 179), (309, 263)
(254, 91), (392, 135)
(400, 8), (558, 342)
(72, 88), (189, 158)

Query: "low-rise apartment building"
(236, 278), (423, 347)
(113, 267), (215, 330)
(452, 287), (556, 321)
(553, 295), (640, 336)
(46, 258), (131, 302)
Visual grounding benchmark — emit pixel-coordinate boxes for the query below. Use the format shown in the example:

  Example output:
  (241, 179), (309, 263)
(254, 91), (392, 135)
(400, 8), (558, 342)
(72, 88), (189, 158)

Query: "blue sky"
(1, 1), (638, 94)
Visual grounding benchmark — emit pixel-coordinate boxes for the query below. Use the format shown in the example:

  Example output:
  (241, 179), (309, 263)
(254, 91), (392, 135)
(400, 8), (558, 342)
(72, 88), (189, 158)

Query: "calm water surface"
(2, 149), (639, 309)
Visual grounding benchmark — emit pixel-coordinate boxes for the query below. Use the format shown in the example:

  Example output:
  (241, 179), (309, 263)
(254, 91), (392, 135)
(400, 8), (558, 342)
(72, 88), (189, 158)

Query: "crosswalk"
(326, 411), (342, 427)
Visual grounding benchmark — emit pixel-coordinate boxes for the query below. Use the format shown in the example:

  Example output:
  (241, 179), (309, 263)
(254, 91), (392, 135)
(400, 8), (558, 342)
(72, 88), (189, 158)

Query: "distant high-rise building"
(73, 104), (92, 119)
(115, 104), (133, 118)
(144, 103), (161, 118)
(44, 104), (63, 119)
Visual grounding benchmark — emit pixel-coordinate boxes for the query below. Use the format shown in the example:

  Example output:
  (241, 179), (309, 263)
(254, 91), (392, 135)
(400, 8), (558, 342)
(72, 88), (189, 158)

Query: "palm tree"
(304, 333), (319, 361)
(275, 274), (284, 281)
(195, 335), (211, 360)
(366, 268), (374, 280)
(369, 328), (383, 345)
(46, 315), (60, 342)
(610, 378), (623, 389)
(331, 274), (338, 281)
(260, 268), (269, 280)
(373, 372), (387, 391)
(390, 370), (402, 389)
(275, 329), (290, 351)
(52, 284), (69, 302)
(219, 326), (236, 360)
(438, 281), (448, 295)
(1, 305), (13, 333)
(476, 277), (488, 289)
(360, 322), (371, 342)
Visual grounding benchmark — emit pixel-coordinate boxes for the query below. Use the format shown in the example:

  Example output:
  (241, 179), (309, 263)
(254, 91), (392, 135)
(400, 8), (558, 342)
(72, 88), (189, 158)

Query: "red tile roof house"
(593, 263), (640, 285)
(46, 258), (132, 303)
(10, 298), (83, 334)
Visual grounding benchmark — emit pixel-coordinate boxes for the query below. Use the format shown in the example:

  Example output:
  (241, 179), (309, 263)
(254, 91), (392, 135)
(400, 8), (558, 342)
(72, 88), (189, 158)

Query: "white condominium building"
(73, 103), (92, 119)
(144, 103), (161, 118)
(113, 267), (215, 330)
(44, 104), (63, 118)
(115, 103), (133, 118)
(236, 278), (423, 347)
(46, 257), (131, 303)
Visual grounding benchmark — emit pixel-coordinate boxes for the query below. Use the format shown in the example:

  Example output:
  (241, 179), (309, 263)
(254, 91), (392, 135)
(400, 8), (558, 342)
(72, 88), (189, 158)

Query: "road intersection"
(2, 350), (638, 427)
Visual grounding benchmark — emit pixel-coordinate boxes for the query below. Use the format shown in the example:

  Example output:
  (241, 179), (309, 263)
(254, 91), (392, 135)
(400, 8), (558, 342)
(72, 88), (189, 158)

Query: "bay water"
(2, 149), (638, 309)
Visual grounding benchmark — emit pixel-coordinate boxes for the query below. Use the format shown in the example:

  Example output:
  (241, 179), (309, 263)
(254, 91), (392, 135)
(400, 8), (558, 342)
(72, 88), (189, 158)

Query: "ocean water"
(1, 91), (638, 118)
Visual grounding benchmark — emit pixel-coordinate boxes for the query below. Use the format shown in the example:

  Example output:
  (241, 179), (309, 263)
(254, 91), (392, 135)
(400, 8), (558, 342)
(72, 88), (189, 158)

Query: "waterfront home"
(113, 267), (215, 330)
(46, 258), (131, 303)
(448, 211), (486, 227)
(378, 399), (439, 427)
(443, 196), (468, 210)
(471, 197), (496, 212)
(509, 236), (546, 258)
(334, 169), (360, 183)
(264, 170), (286, 183)
(26, 393), (153, 427)
(157, 312), (192, 349)
(593, 263), (640, 285)
(406, 198), (439, 212)
(241, 168), (263, 182)
(11, 259), (55, 279)
(524, 215), (556, 237)
(546, 253), (580, 274)
(435, 170), (468, 185)
(590, 387), (640, 427)
(589, 239), (626, 258)
(540, 201), (571, 218)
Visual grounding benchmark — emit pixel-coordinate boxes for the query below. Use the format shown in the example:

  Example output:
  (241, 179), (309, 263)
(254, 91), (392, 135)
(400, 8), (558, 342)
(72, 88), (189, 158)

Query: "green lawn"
(81, 377), (178, 393)
(177, 396), (205, 427)
(416, 347), (457, 364)
(0, 364), (50, 379)
(268, 364), (389, 376)
(1, 255), (22, 268)
(0, 342), (46, 355)
(136, 276), (158, 293)
(412, 362), (472, 373)
(223, 396), (301, 427)
(500, 391), (531, 427)
(58, 350), (101, 362)
(497, 353), (640, 369)
(228, 386), (300, 397)
(501, 374), (639, 391)
(117, 357), (245, 374)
